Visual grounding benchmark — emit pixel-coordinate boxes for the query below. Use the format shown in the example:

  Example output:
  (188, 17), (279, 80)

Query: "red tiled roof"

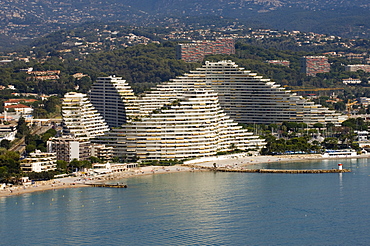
(5, 104), (31, 109)
(4, 99), (37, 103)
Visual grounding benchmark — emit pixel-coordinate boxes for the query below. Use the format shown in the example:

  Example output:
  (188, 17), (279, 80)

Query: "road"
(9, 125), (53, 153)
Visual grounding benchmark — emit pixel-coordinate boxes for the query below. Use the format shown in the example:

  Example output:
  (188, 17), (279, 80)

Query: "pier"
(213, 168), (350, 173)
(87, 184), (128, 188)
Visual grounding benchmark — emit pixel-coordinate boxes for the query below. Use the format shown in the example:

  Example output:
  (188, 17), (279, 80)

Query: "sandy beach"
(0, 165), (196, 198)
(2, 153), (369, 198)
(184, 152), (370, 169)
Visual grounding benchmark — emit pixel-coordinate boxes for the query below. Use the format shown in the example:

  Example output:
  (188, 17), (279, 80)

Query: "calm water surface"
(1, 158), (370, 245)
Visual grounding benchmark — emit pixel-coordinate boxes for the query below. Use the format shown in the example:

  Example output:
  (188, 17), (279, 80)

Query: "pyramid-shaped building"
(170, 60), (345, 126)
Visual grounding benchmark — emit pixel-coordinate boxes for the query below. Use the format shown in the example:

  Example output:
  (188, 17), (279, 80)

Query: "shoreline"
(2, 153), (370, 198)
(0, 165), (197, 198)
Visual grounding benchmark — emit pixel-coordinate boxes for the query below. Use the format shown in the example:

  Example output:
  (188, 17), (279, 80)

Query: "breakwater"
(87, 184), (128, 188)
(214, 168), (350, 173)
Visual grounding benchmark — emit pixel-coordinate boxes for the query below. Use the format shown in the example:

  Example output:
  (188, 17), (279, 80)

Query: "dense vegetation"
(0, 150), (21, 184)
(2, 38), (370, 98)
(255, 119), (369, 155)
(0, 42), (198, 95)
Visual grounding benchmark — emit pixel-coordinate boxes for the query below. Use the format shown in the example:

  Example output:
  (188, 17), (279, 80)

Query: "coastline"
(0, 165), (197, 198)
(2, 153), (370, 198)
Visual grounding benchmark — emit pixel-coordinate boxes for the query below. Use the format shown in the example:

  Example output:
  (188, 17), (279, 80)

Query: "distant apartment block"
(345, 53), (367, 60)
(359, 97), (370, 106)
(176, 39), (235, 62)
(345, 64), (370, 73)
(302, 56), (330, 76)
(26, 70), (61, 81)
(342, 78), (362, 85)
(266, 60), (290, 67)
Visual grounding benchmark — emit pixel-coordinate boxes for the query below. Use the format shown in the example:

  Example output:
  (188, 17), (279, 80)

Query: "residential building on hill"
(4, 98), (37, 106)
(266, 60), (290, 67)
(4, 104), (33, 115)
(345, 64), (370, 73)
(342, 78), (362, 85)
(176, 39), (235, 62)
(301, 56), (330, 76)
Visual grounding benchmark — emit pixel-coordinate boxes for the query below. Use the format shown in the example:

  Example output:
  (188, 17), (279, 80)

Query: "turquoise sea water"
(1, 158), (370, 245)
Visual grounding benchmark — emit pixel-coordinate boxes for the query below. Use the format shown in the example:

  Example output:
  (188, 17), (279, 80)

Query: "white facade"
(62, 92), (110, 140)
(89, 76), (138, 128)
(20, 150), (57, 172)
(91, 143), (114, 161)
(0, 125), (17, 142)
(342, 78), (362, 85)
(94, 78), (266, 160)
(47, 136), (91, 162)
(170, 60), (343, 126)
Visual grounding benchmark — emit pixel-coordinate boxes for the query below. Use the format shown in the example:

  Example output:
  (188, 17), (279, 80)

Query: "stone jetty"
(87, 184), (128, 188)
(214, 168), (350, 174)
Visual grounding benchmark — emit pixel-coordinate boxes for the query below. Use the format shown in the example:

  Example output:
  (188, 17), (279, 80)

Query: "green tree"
(16, 117), (29, 138)
(56, 160), (68, 172)
(0, 140), (11, 149)
(26, 144), (36, 153)
(322, 137), (339, 149)
(89, 156), (101, 164)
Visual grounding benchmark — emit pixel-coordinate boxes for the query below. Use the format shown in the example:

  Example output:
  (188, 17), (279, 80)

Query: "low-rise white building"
(342, 78), (362, 85)
(0, 125), (17, 142)
(4, 104), (33, 115)
(20, 150), (57, 172)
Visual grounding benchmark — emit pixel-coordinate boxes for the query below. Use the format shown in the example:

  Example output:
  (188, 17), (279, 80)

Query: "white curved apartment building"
(127, 89), (264, 160)
(62, 92), (110, 140)
(170, 60), (345, 126)
(89, 75), (138, 128)
(91, 76), (266, 160)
